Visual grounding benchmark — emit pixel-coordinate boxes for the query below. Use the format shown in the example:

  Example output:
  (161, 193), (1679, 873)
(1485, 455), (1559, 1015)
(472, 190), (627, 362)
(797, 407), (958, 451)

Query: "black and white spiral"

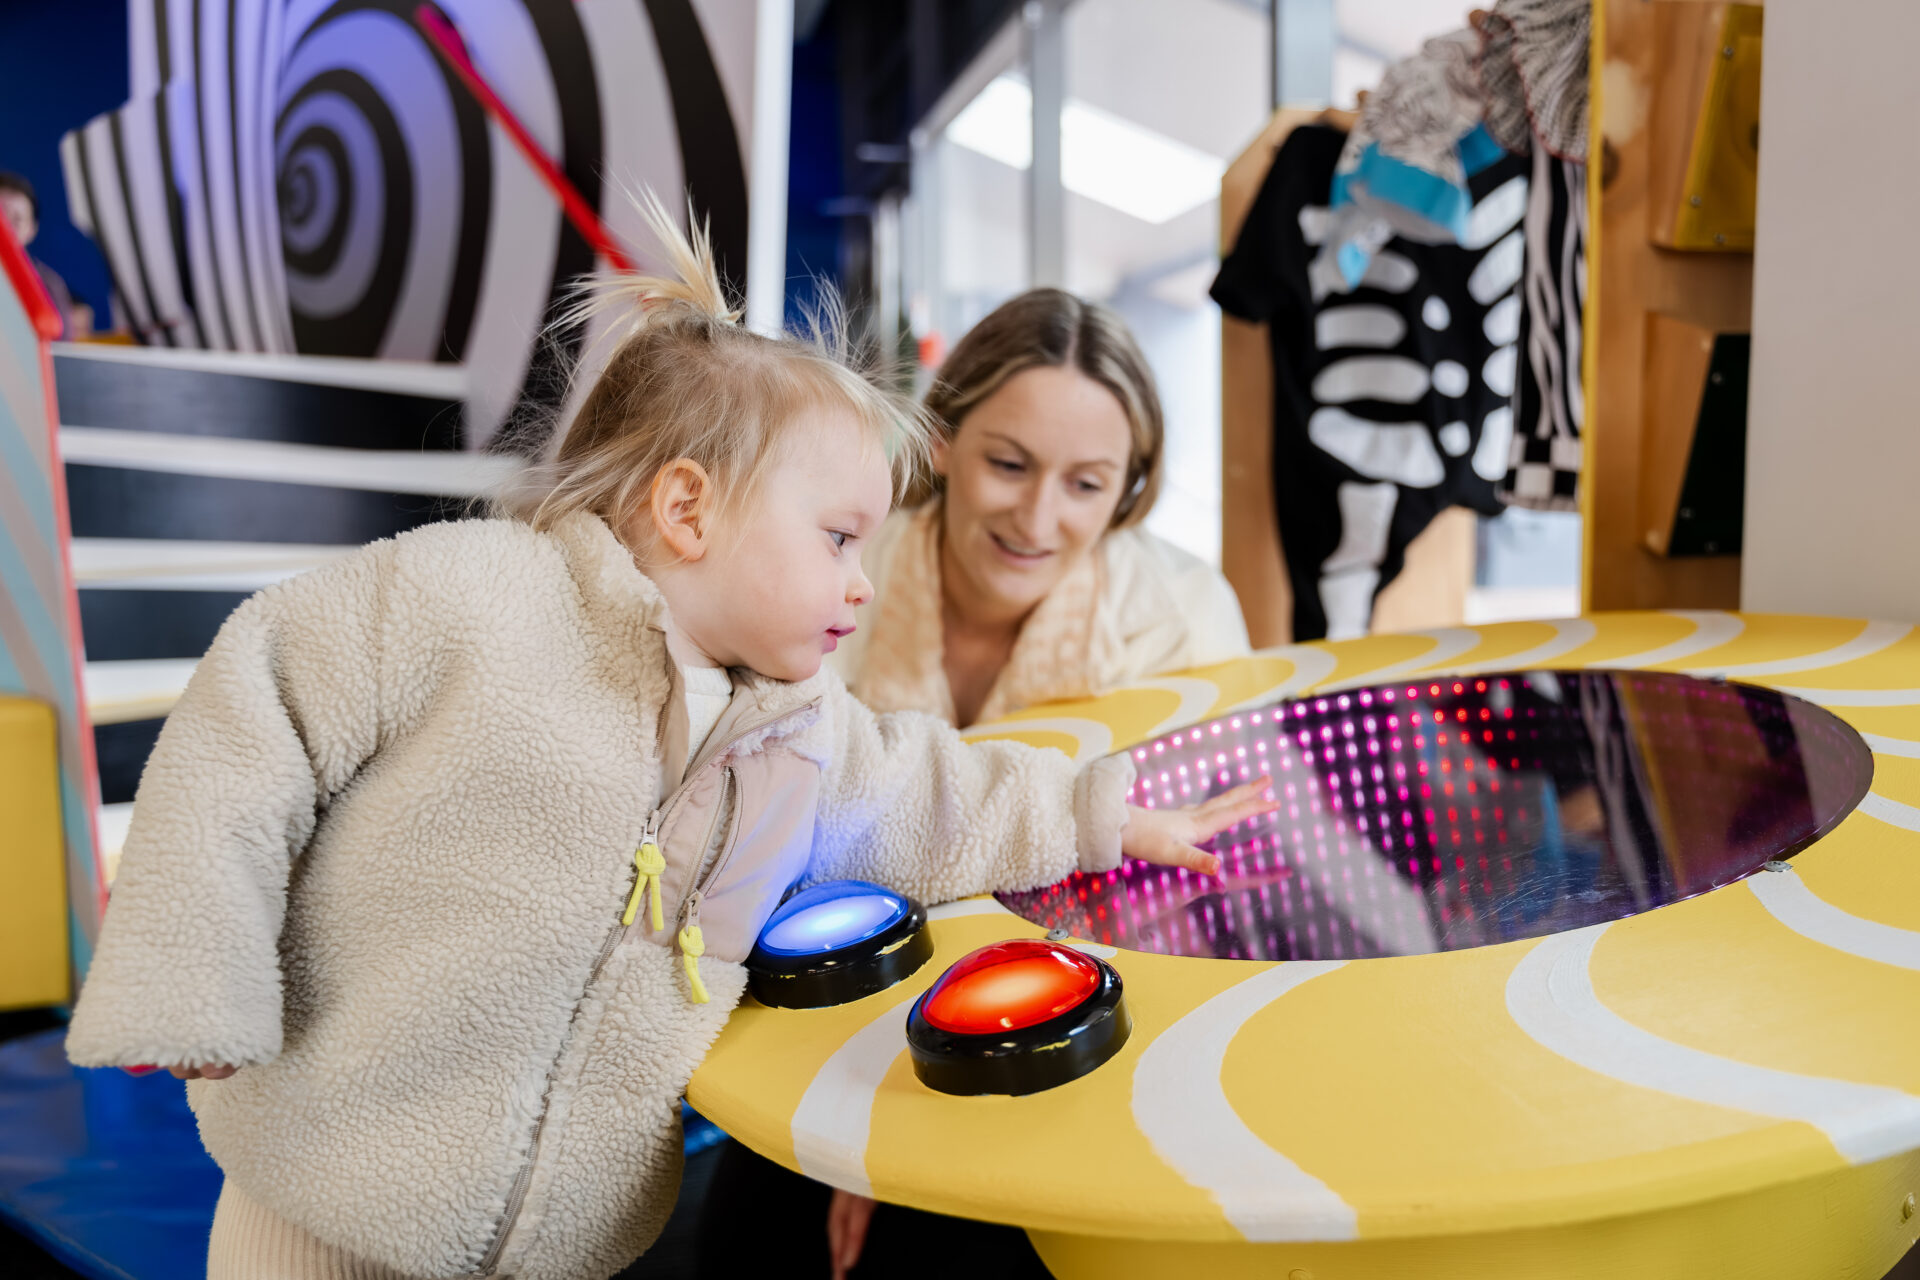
(62, 0), (756, 441)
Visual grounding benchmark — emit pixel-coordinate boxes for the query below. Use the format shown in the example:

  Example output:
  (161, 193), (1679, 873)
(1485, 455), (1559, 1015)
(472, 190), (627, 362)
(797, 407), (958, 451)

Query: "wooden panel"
(1219, 107), (1473, 646)
(1650, 5), (1764, 251)
(1585, 0), (1749, 610)
(1373, 508), (1475, 633)
(1638, 313), (1718, 555)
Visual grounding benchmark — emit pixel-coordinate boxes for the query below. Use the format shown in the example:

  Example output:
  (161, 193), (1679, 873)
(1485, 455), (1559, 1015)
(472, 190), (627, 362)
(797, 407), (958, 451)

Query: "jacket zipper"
(672, 766), (739, 1004)
(472, 697), (818, 1275)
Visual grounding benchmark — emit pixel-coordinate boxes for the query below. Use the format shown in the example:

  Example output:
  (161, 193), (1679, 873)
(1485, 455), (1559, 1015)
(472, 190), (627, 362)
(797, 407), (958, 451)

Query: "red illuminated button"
(906, 939), (1130, 1096)
(920, 939), (1102, 1034)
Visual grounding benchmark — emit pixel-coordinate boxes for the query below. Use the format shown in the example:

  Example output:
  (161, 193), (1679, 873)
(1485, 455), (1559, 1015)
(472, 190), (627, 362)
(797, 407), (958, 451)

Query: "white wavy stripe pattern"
(1861, 732), (1920, 760)
(1229, 645), (1342, 711)
(1132, 961), (1358, 1240)
(1688, 621), (1912, 679)
(1777, 687), (1920, 708)
(959, 648), (1352, 763)
(1858, 792), (1920, 833)
(790, 999), (914, 1197)
(1450, 617), (1600, 674)
(1604, 610), (1746, 669)
(1748, 872), (1920, 970)
(958, 716), (1114, 764)
(1506, 925), (1920, 1164)
(1137, 676), (1232, 736)
(1327, 627), (1482, 688)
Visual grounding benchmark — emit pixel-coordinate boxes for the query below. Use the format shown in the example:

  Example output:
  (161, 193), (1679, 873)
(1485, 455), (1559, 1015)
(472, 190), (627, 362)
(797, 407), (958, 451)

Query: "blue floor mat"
(0, 1030), (219, 1280)
(0, 1027), (730, 1279)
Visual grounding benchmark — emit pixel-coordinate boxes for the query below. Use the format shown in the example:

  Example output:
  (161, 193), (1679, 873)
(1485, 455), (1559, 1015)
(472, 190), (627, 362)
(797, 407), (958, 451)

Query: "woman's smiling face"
(935, 364), (1134, 622)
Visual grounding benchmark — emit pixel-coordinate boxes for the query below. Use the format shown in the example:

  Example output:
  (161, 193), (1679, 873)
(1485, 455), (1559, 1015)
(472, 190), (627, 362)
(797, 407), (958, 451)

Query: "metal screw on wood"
(1723, 44), (1735, 57)
(1763, 860), (1793, 874)
(1711, 371), (1724, 384)
(1047, 926), (1070, 941)
(1903, 1192), (1915, 1221)
(1714, 233), (1728, 245)
(1691, 195), (1703, 207)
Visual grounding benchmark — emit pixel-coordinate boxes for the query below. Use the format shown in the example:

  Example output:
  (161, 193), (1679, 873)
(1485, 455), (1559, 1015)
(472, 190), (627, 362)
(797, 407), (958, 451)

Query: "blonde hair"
(504, 192), (931, 551)
(920, 288), (1164, 528)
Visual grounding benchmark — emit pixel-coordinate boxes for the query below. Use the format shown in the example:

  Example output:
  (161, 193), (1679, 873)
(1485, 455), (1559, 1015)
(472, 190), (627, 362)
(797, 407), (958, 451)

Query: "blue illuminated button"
(747, 880), (931, 1008)
(760, 887), (907, 956)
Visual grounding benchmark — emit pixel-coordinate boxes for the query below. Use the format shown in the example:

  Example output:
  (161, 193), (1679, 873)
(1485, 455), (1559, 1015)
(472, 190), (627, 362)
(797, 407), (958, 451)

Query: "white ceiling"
(1336, 0), (1476, 62)
(929, 0), (1478, 307)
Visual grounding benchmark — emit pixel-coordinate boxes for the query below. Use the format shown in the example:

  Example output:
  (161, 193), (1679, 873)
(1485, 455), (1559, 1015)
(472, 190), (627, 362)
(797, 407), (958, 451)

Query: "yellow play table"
(688, 613), (1920, 1279)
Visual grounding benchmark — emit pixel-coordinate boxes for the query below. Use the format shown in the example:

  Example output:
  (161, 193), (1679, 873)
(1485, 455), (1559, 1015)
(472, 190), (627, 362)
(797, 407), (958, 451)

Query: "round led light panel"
(996, 670), (1873, 962)
(907, 939), (1129, 1096)
(747, 880), (931, 1009)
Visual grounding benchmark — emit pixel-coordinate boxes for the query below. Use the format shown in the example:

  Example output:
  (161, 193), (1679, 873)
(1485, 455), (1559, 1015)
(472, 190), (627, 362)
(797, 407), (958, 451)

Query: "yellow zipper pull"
(678, 894), (710, 1004)
(622, 841), (667, 931)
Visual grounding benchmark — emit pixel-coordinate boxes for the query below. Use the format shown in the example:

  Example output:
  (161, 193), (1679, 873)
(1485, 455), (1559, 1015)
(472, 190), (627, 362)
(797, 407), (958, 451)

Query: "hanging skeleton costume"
(1213, 124), (1529, 642)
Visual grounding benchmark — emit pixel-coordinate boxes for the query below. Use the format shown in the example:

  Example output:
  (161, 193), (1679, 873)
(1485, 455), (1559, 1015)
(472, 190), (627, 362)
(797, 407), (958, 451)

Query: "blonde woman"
(697, 289), (1252, 1280)
(832, 286), (1250, 728)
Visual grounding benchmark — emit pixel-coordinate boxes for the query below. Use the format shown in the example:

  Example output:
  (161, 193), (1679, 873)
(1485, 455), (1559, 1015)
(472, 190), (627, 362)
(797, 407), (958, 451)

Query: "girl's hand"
(167, 1063), (239, 1081)
(1121, 777), (1276, 875)
(827, 1189), (876, 1280)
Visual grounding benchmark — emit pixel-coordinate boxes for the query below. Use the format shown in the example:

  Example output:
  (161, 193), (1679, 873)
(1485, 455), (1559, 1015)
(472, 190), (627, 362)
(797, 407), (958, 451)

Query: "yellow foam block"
(0, 695), (71, 1009)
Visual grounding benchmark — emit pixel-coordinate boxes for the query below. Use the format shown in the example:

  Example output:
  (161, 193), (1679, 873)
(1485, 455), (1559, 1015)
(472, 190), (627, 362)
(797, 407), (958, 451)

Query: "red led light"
(920, 940), (1101, 1035)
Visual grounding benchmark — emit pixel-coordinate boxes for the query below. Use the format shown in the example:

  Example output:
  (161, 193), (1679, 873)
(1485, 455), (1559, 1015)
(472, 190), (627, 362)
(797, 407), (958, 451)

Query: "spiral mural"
(59, 0), (760, 442)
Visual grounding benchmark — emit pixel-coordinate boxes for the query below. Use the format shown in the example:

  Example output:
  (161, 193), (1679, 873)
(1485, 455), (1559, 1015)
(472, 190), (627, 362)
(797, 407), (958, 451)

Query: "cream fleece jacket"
(65, 512), (1133, 1280)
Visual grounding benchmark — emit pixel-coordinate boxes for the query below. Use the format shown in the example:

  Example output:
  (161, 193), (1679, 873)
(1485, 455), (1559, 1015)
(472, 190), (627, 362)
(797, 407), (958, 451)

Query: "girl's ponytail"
(497, 187), (933, 545)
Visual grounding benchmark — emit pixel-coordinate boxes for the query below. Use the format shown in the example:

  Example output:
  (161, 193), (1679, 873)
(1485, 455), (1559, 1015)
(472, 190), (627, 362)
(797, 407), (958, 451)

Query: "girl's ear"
(649, 458), (716, 561)
(929, 431), (951, 479)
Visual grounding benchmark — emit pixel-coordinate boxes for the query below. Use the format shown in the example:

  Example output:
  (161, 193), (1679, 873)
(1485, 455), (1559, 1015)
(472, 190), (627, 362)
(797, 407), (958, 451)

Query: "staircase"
(53, 343), (514, 874)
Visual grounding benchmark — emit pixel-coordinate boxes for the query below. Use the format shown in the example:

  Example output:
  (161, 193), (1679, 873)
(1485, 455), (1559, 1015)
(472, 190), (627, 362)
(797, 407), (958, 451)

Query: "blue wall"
(0, 0), (129, 318)
(784, 7), (847, 327)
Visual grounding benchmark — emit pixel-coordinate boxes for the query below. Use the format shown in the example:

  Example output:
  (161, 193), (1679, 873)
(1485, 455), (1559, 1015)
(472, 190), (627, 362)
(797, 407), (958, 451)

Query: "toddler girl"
(66, 199), (1270, 1280)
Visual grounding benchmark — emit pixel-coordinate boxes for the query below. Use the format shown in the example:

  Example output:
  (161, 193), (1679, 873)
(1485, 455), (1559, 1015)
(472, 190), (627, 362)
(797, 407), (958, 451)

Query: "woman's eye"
(1073, 477), (1105, 495)
(988, 457), (1024, 473)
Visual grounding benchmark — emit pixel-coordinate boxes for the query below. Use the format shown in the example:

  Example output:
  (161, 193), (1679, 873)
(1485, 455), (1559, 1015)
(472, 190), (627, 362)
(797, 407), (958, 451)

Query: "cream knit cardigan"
(66, 513), (1132, 1279)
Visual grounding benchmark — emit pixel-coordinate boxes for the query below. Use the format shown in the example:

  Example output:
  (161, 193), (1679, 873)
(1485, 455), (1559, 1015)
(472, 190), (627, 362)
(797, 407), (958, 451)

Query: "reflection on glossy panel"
(997, 672), (1872, 961)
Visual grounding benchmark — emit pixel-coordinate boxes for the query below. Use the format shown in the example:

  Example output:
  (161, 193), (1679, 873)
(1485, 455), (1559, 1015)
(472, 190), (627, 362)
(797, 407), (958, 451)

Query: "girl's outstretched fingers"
(1191, 777), (1279, 841)
(1119, 775), (1276, 874)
